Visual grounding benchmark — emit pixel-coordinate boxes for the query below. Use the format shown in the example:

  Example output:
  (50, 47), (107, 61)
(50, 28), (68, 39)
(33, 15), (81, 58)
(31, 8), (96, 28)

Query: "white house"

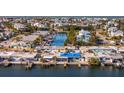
(77, 29), (91, 42)
(14, 23), (26, 30)
(109, 30), (123, 37)
(108, 27), (123, 37)
(31, 22), (48, 28)
(107, 21), (118, 27)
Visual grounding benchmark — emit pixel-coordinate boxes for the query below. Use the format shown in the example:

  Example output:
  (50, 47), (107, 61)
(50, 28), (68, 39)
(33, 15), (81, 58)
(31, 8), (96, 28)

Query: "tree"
(65, 26), (77, 45)
(119, 25), (124, 37)
(111, 36), (122, 41)
(40, 56), (44, 63)
(26, 24), (38, 33)
(88, 25), (95, 31)
(53, 56), (57, 63)
(75, 40), (84, 46)
(83, 25), (95, 31)
(33, 35), (43, 46)
(64, 39), (68, 46)
(65, 48), (69, 53)
(88, 57), (100, 66)
(12, 36), (22, 41)
(3, 22), (13, 29)
(88, 32), (97, 46)
(12, 28), (20, 34)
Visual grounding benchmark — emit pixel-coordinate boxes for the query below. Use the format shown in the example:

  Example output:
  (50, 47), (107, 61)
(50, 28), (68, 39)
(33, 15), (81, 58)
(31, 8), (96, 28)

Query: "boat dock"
(29, 61), (89, 68)
(1, 61), (124, 70)
(25, 62), (34, 70)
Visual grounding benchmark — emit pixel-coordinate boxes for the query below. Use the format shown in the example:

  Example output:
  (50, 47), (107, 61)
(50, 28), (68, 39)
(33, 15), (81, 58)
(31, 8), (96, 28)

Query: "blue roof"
(60, 52), (81, 58)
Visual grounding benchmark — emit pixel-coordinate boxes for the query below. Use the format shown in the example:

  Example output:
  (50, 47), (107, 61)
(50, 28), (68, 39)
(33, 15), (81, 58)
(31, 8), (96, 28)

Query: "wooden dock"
(32, 61), (83, 68)
(25, 62), (34, 70)
(3, 61), (124, 70)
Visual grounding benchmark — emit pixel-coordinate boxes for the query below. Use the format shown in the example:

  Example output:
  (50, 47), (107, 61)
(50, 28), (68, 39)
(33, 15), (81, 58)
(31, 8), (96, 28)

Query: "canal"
(51, 33), (67, 46)
(0, 65), (124, 77)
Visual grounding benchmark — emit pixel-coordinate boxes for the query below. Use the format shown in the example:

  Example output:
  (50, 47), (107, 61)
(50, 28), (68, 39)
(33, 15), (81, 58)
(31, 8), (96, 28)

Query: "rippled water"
(0, 65), (124, 77)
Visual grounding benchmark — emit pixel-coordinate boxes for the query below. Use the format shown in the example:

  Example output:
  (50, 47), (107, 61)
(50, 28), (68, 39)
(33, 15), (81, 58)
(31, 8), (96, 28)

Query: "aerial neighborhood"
(0, 16), (124, 68)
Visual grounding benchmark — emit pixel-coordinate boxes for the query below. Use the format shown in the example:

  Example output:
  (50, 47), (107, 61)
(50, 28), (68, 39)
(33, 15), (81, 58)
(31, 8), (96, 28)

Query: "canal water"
(51, 33), (67, 46)
(0, 65), (124, 77)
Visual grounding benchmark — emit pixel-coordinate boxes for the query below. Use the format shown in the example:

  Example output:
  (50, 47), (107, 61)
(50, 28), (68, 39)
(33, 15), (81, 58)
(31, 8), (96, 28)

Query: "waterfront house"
(86, 47), (123, 63)
(0, 51), (14, 58)
(0, 51), (37, 63)
(59, 50), (81, 62)
(11, 52), (37, 59)
(10, 52), (37, 62)
(55, 56), (68, 63)
(97, 53), (123, 63)
(118, 47), (124, 58)
(43, 55), (54, 63)
(41, 47), (82, 63)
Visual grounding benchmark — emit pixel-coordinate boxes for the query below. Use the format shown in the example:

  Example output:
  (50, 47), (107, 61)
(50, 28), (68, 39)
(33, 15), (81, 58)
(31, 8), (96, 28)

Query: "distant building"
(14, 23), (26, 30)
(108, 27), (123, 37)
(31, 22), (48, 28)
(32, 30), (49, 36)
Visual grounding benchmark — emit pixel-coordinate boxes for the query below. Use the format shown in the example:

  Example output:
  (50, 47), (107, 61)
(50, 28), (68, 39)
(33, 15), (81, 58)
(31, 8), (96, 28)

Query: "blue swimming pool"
(51, 33), (67, 46)
(60, 52), (81, 58)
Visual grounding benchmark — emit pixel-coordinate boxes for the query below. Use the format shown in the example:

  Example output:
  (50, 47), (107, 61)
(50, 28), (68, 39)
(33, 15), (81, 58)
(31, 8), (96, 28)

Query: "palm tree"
(65, 48), (69, 53)
(40, 56), (44, 63)
(53, 56), (57, 64)
(88, 57), (100, 66)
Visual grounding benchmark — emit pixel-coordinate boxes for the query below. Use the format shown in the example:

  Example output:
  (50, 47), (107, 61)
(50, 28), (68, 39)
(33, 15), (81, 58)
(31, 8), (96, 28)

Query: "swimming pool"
(60, 52), (81, 58)
(51, 33), (67, 46)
